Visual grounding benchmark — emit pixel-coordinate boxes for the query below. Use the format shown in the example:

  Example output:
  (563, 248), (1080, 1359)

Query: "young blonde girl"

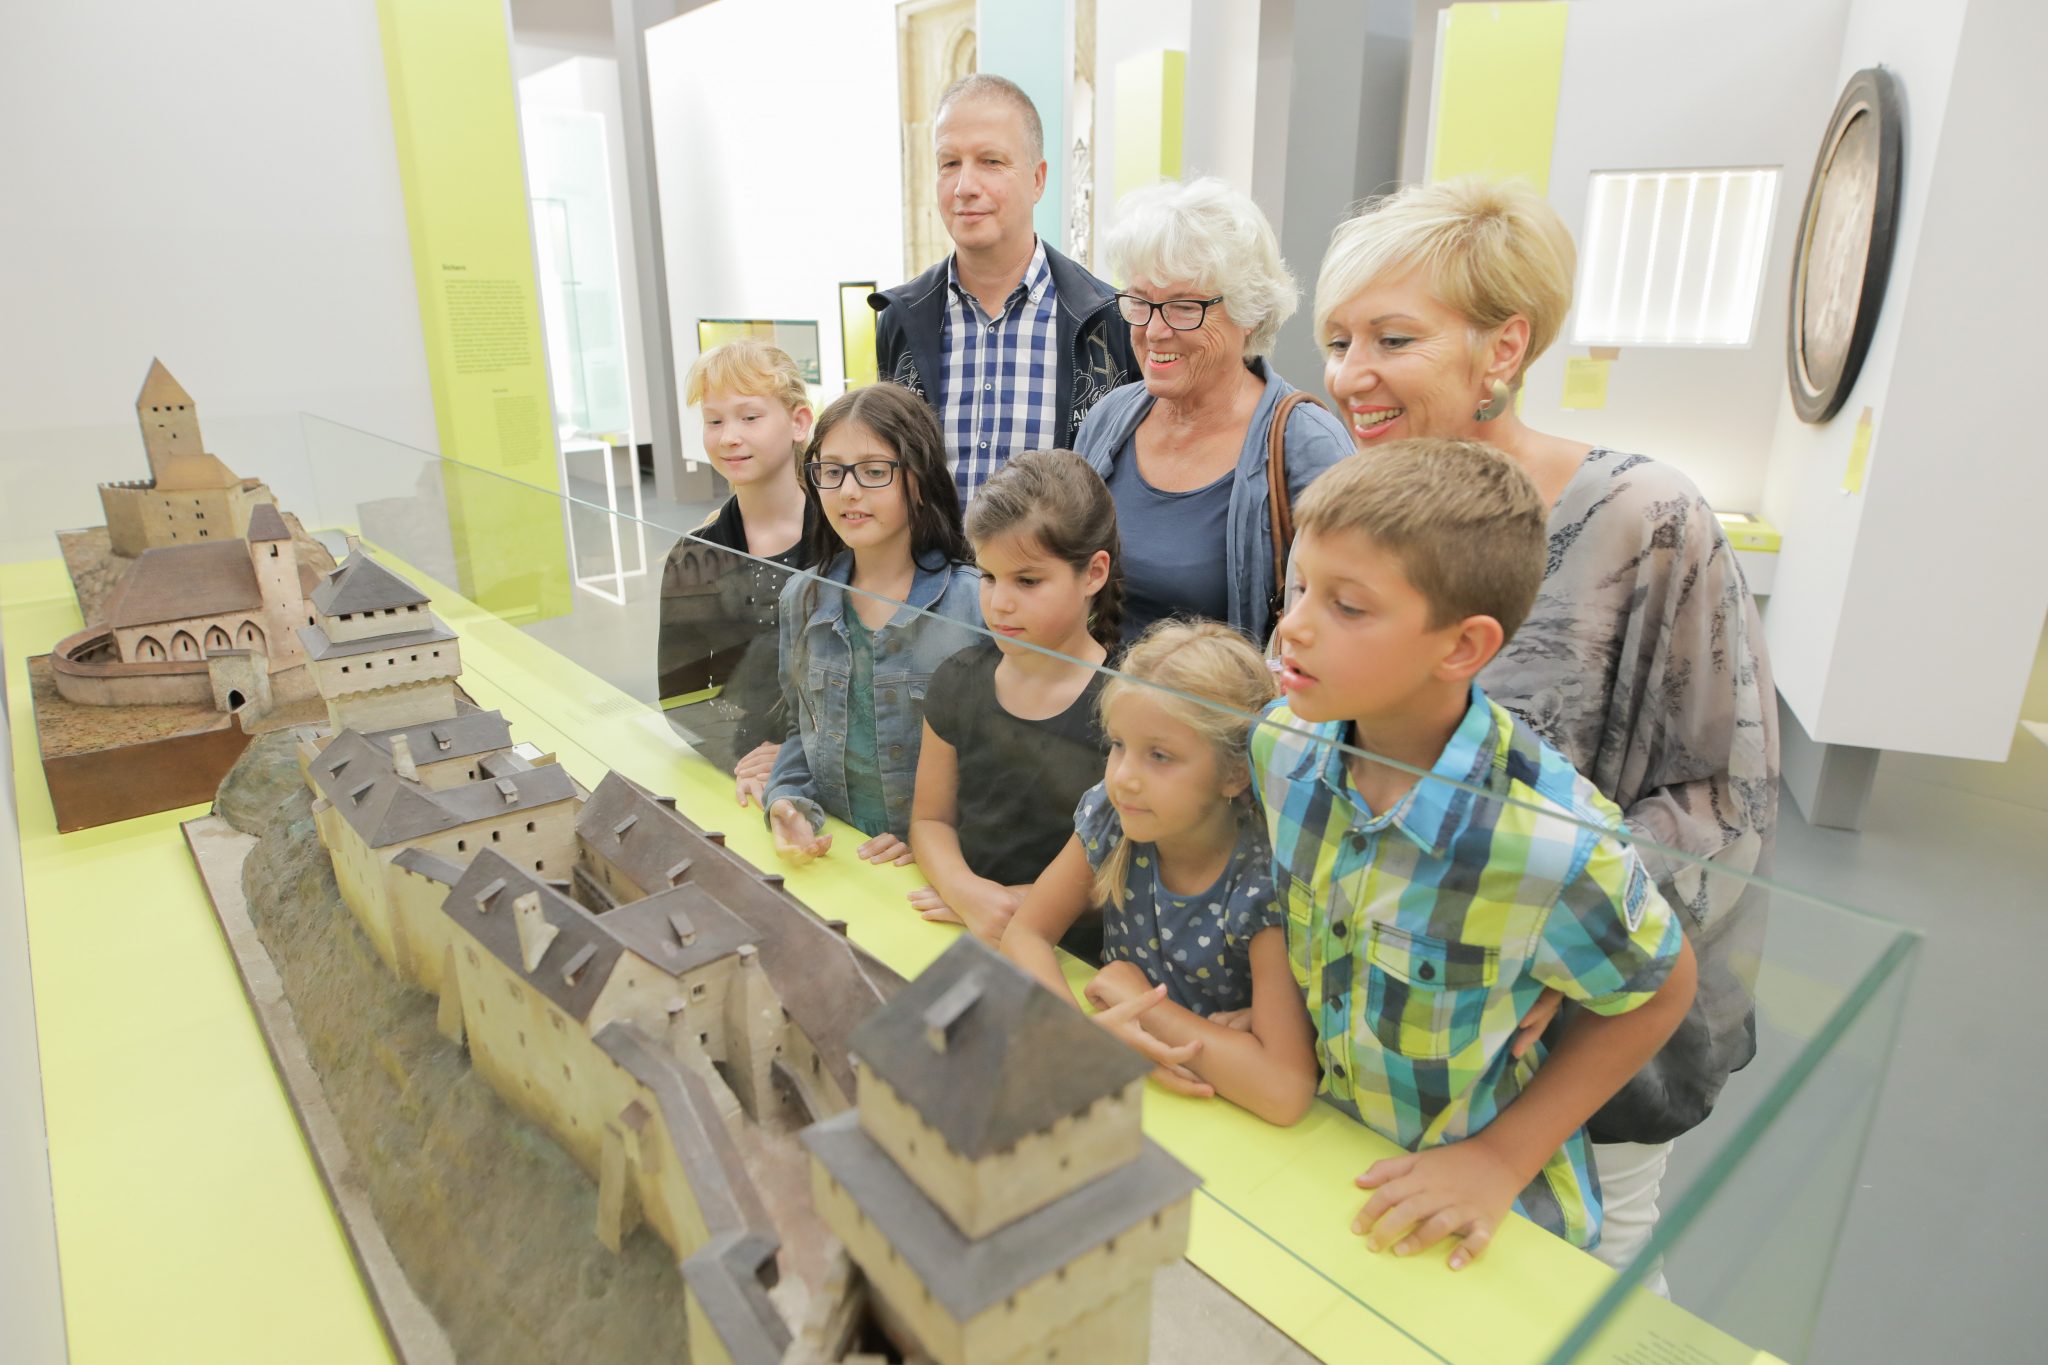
(1001, 621), (1318, 1125)
(660, 341), (818, 795)
(762, 384), (981, 866)
(908, 451), (1122, 951)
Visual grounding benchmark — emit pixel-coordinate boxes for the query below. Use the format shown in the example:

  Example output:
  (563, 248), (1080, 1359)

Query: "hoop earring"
(1474, 379), (1512, 422)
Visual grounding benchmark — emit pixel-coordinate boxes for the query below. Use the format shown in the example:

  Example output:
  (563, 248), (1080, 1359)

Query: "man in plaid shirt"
(1255, 441), (1696, 1265)
(871, 74), (1135, 506)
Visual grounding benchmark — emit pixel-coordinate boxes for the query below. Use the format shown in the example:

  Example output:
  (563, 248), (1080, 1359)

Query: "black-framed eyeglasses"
(1114, 292), (1225, 330)
(806, 459), (902, 490)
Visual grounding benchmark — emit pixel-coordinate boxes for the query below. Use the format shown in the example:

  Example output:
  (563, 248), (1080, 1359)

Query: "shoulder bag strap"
(1266, 392), (1326, 617)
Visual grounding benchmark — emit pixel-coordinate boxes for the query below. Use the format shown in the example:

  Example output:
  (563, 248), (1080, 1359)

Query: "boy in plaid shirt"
(1255, 439), (1696, 1265)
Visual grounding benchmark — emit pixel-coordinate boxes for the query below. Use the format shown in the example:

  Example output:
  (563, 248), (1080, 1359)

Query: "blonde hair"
(684, 339), (812, 415)
(1105, 178), (1298, 358)
(1092, 621), (1277, 913)
(1294, 438), (1546, 640)
(1313, 178), (1576, 386)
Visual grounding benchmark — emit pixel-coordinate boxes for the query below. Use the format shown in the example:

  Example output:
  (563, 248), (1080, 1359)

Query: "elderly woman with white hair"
(1313, 177), (1778, 1289)
(1074, 178), (1351, 646)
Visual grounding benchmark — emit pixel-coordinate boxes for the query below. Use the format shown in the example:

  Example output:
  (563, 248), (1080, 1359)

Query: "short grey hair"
(934, 73), (1044, 165)
(1104, 178), (1298, 357)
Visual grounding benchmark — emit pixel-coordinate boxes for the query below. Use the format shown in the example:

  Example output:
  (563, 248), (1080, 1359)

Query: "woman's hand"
(1088, 982), (1213, 1098)
(767, 800), (831, 865)
(857, 832), (916, 866)
(733, 742), (780, 808)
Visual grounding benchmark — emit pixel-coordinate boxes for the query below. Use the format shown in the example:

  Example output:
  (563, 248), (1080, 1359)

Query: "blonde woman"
(1312, 177), (1777, 1286)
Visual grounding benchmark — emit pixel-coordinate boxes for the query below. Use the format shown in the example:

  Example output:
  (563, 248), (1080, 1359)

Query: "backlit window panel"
(1572, 168), (1780, 347)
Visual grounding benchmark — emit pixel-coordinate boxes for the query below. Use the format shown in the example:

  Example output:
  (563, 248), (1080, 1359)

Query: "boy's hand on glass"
(906, 884), (965, 926)
(732, 742), (780, 808)
(1511, 987), (1564, 1059)
(767, 800), (832, 865)
(1351, 1141), (1523, 1269)
(1088, 981), (1214, 1099)
(856, 832), (916, 866)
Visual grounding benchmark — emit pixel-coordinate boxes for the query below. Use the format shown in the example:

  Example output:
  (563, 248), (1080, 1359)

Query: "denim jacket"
(1073, 359), (1353, 644)
(764, 551), (984, 836)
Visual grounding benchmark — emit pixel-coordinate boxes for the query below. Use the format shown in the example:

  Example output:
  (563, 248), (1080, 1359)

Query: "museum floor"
(5, 632), (2045, 1364)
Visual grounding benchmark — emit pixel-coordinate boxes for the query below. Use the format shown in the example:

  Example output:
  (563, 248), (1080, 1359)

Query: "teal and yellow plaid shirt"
(1250, 687), (1681, 1249)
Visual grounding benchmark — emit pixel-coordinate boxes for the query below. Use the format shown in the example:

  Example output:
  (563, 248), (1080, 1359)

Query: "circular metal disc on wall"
(1787, 66), (1904, 424)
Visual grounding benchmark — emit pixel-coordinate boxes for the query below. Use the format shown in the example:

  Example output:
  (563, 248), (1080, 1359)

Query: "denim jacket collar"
(803, 551), (976, 632)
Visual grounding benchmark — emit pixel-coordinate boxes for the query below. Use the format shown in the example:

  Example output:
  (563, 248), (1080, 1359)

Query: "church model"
(287, 547), (1196, 1363)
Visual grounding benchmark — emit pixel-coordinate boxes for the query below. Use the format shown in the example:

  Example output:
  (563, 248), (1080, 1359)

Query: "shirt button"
(890, 744), (904, 759)
(1331, 920), (1347, 938)
(984, 382), (993, 390)
(1331, 1062), (1347, 1080)
(1348, 833), (1368, 853)
(980, 442), (989, 449)
(1418, 962), (1436, 982)
(882, 688), (896, 703)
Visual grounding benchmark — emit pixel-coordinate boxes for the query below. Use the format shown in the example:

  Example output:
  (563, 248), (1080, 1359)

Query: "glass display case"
(0, 413), (1919, 1364)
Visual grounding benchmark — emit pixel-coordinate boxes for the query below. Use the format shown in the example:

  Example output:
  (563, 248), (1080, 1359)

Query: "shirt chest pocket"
(1362, 925), (1499, 1061)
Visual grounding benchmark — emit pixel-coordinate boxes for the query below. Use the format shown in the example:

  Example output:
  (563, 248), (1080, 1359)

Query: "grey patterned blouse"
(1478, 449), (1778, 1146)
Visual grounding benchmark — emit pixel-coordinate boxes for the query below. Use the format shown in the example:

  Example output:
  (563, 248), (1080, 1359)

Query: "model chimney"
(389, 733), (419, 782)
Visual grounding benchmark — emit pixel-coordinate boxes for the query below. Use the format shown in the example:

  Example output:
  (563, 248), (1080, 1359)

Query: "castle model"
(292, 548), (1196, 1363)
(51, 362), (318, 719)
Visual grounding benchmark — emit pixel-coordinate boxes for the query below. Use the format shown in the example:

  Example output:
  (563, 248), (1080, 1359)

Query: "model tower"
(101, 360), (278, 555)
(804, 937), (1198, 1365)
(298, 548), (461, 734)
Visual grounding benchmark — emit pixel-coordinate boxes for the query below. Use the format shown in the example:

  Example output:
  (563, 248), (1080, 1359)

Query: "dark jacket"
(869, 240), (1139, 449)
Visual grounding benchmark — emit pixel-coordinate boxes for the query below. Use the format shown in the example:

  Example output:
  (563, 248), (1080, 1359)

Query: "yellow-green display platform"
(2, 552), (1777, 1364)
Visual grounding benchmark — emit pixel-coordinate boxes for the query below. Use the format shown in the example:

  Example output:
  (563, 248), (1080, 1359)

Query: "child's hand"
(767, 800), (832, 865)
(732, 742), (780, 808)
(1206, 1007), (1254, 1033)
(1081, 959), (1155, 1011)
(1090, 984), (1214, 1099)
(857, 833), (916, 866)
(1512, 987), (1564, 1059)
(947, 878), (1025, 945)
(1351, 1140), (1524, 1269)
(906, 885), (965, 926)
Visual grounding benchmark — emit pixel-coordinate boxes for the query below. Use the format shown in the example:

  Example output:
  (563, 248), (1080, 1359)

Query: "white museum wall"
(0, 0), (436, 556)
(1761, 0), (2048, 758)
(1521, 0), (1851, 513)
(645, 0), (903, 463)
(518, 55), (656, 448)
(1092, 0), (1263, 276)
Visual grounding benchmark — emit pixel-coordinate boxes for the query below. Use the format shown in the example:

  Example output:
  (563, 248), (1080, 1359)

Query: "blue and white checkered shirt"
(940, 239), (1059, 506)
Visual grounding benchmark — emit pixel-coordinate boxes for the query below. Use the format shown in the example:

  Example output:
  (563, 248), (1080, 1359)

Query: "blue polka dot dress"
(1074, 784), (1287, 1016)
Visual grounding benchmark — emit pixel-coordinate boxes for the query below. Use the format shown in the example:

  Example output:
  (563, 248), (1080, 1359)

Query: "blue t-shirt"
(1105, 433), (1234, 646)
(1074, 784), (1286, 1015)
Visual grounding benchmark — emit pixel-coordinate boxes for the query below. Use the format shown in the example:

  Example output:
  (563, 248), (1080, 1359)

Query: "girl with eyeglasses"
(761, 384), (982, 866)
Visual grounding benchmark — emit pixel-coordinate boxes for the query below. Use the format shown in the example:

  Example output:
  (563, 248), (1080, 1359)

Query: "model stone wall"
(321, 601), (436, 646)
(316, 644), (458, 702)
(114, 613), (273, 665)
(101, 481), (271, 557)
(325, 679), (462, 735)
(855, 1073), (1145, 1239)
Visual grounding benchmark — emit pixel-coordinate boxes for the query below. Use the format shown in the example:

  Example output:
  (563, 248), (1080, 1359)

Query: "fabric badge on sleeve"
(1623, 858), (1650, 932)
